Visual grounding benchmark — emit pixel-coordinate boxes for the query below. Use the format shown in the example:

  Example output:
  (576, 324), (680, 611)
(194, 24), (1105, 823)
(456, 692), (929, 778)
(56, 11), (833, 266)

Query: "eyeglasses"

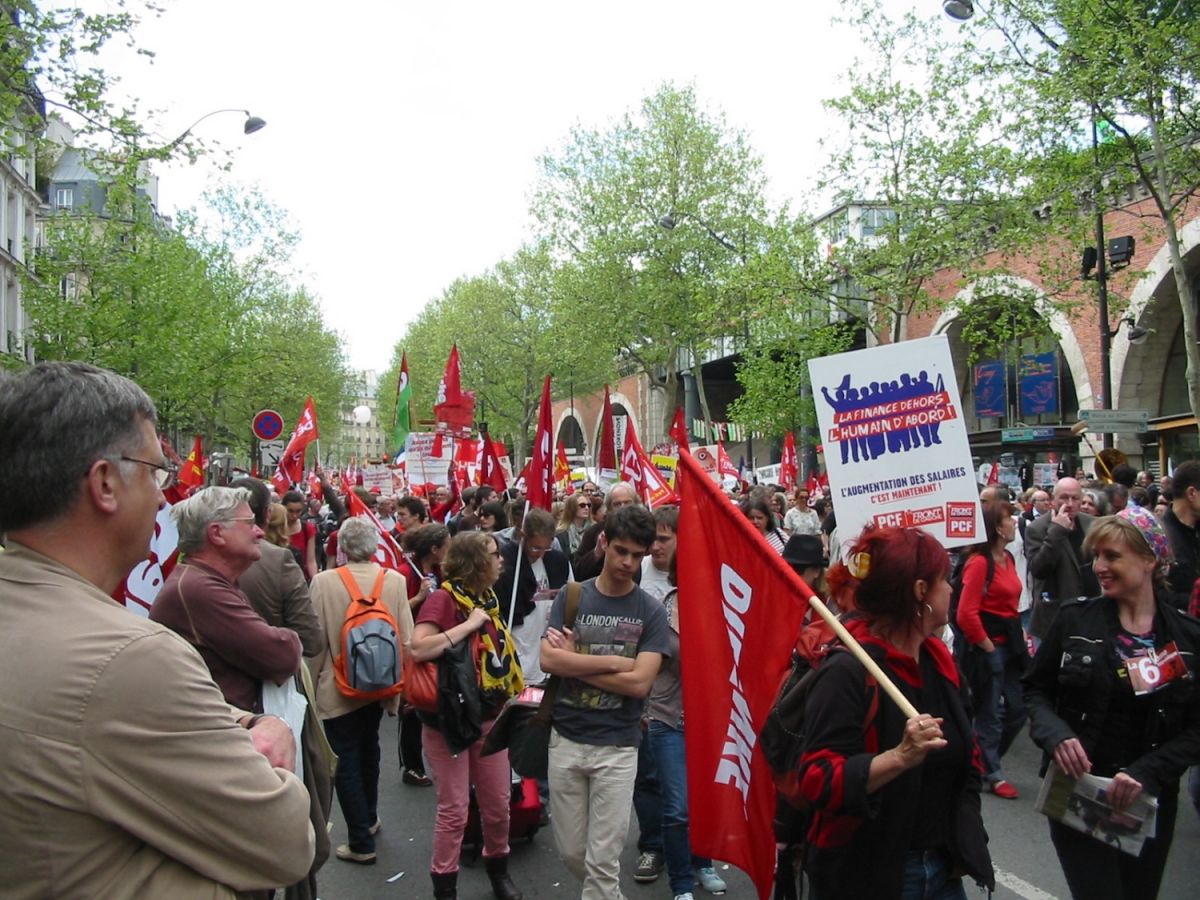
(577, 503), (591, 509)
(220, 516), (258, 527)
(119, 456), (177, 489)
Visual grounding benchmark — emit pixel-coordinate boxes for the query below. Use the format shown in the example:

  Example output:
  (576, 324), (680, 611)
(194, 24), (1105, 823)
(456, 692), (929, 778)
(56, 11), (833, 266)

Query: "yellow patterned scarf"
(444, 579), (524, 700)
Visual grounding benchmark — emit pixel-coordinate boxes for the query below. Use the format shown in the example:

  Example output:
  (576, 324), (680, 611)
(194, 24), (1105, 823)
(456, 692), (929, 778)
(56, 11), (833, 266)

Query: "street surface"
(316, 719), (1200, 900)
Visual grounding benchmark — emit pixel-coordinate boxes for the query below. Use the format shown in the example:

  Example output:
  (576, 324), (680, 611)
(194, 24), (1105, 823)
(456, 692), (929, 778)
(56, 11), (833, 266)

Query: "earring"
(925, 603), (934, 616)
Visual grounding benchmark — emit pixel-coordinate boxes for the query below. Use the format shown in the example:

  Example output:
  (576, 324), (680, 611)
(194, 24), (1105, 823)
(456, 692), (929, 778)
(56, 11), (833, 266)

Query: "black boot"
(485, 855), (523, 900)
(431, 870), (457, 900)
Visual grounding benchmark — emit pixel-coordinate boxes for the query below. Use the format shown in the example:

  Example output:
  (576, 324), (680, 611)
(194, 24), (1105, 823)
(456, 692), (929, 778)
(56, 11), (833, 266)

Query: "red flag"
(273, 398), (319, 494)
(554, 440), (571, 485)
(434, 344), (476, 435)
(479, 432), (508, 493)
(780, 432), (798, 491)
(597, 384), (618, 484)
(620, 417), (677, 508)
(716, 441), (740, 481)
(670, 406), (691, 453)
(526, 375), (555, 511)
(676, 449), (811, 900)
(159, 434), (185, 468)
(347, 491), (404, 570)
(178, 434), (205, 489)
(308, 471), (323, 502)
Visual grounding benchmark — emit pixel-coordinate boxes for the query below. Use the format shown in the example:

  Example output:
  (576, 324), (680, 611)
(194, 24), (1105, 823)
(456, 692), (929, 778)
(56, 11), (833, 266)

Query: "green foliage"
(21, 183), (351, 459)
(961, 0), (1200, 421)
(0, 1), (157, 148)
(378, 241), (611, 464)
(820, 1), (1058, 344)
(532, 82), (782, 437)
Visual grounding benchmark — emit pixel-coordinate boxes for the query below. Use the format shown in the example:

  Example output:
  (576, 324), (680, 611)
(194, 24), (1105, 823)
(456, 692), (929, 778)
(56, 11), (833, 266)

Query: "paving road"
(314, 720), (1200, 900)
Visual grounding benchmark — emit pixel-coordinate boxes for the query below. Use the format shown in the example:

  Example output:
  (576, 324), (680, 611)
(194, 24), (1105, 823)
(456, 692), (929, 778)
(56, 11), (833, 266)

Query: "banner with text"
(809, 335), (984, 553)
(405, 432), (455, 486)
(1019, 351), (1058, 416)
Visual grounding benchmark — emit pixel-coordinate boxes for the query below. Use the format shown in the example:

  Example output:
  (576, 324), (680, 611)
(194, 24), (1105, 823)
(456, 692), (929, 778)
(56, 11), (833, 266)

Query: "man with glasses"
(1026, 477), (1100, 640)
(0, 363), (314, 899)
(497, 506), (572, 686)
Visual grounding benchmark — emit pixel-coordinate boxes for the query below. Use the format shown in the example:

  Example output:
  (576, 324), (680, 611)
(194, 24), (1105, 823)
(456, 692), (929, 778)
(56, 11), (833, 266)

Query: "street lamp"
(163, 109), (266, 154)
(943, 0), (975, 20)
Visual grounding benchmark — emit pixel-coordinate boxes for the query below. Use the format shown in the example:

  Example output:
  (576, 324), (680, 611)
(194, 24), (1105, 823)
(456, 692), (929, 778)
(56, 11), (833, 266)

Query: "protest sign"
(405, 432), (455, 486)
(808, 335), (984, 552)
(361, 464), (391, 492)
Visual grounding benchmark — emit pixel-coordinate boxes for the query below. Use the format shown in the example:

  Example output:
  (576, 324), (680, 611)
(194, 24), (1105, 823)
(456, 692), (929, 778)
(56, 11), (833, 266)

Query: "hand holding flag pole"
(505, 499), (532, 634)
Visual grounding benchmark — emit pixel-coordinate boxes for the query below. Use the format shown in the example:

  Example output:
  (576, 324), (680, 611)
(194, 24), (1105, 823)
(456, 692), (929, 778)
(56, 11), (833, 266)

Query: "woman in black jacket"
(1023, 509), (1200, 900)
(797, 525), (994, 900)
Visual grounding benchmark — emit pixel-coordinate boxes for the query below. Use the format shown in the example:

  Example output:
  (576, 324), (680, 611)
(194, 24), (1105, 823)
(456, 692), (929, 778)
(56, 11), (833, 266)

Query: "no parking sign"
(252, 410), (285, 442)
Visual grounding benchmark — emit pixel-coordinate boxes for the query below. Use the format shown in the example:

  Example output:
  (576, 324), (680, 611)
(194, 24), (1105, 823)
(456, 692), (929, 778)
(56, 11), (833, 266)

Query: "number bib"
(1125, 641), (1190, 696)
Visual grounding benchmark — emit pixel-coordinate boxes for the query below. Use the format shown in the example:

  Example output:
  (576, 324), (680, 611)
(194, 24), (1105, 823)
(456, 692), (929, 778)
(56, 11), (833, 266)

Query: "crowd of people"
(2, 361), (1200, 900)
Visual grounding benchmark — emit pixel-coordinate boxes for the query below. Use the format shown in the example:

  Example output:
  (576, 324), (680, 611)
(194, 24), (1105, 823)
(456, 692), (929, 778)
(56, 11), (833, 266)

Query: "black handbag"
(482, 582), (581, 778)
(437, 635), (483, 755)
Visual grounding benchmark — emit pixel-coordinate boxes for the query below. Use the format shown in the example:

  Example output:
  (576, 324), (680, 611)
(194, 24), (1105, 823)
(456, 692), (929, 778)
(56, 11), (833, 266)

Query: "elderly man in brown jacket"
(0, 362), (314, 900)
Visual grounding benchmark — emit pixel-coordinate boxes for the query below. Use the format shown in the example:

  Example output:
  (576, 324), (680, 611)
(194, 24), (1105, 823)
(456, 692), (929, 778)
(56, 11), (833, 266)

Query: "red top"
(289, 520), (315, 553)
(955, 551), (1022, 645)
(416, 588), (462, 632)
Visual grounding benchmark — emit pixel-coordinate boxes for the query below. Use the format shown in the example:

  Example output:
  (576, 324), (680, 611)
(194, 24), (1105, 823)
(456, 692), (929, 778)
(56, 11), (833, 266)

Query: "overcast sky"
(91, 0), (953, 373)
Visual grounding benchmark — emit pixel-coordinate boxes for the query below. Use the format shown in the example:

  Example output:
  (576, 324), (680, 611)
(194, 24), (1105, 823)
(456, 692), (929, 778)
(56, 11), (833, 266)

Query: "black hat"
(782, 533), (826, 571)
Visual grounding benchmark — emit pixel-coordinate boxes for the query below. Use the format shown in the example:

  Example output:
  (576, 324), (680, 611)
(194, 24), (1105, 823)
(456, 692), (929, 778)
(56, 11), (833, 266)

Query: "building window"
(55, 188), (73, 211)
(860, 207), (896, 237)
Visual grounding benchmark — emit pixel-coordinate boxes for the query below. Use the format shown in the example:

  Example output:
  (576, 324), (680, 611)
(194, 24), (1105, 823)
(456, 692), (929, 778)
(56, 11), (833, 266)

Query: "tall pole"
(1093, 115), (1115, 451)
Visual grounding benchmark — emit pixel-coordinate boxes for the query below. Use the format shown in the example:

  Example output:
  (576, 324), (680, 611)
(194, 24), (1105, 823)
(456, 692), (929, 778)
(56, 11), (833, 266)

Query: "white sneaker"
(674, 893), (695, 900)
(695, 866), (727, 893)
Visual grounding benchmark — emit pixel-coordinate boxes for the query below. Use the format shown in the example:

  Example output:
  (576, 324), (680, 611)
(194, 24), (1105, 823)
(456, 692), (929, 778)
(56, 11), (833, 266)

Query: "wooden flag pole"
(804, 595), (920, 720)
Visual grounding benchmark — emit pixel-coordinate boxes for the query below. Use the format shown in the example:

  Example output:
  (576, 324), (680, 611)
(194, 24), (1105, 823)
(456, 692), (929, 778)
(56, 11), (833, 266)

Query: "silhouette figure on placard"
(820, 370), (950, 466)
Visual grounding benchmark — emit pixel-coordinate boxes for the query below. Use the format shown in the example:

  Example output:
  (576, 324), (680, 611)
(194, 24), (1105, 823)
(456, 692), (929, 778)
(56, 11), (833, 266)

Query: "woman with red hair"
(797, 526), (994, 900)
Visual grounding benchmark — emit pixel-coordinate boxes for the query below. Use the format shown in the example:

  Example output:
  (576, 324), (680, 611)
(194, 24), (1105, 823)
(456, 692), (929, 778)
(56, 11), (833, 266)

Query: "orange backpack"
(334, 567), (404, 701)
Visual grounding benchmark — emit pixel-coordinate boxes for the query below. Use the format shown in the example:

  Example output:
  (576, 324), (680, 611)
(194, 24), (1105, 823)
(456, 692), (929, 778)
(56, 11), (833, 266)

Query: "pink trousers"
(422, 719), (511, 873)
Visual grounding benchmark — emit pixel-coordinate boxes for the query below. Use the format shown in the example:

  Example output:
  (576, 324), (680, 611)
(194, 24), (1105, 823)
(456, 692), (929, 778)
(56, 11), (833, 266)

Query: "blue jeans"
(901, 851), (968, 900)
(810, 851), (965, 900)
(648, 720), (712, 895)
(975, 642), (1027, 783)
(633, 735), (663, 854)
(324, 703), (384, 853)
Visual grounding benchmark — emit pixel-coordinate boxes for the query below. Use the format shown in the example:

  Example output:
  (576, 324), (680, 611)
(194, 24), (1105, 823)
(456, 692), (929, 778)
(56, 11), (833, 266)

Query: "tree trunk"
(691, 345), (715, 440)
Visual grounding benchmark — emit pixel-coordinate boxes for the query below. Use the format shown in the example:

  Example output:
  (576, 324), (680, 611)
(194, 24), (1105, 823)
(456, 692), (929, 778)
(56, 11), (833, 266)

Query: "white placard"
(808, 335), (984, 553)
(404, 432), (455, 486)
(361, 464), (391, 492)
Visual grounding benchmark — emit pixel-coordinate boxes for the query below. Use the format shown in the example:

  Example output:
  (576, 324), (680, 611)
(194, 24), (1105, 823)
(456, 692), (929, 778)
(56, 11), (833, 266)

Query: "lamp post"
(161, 109), (266, 155)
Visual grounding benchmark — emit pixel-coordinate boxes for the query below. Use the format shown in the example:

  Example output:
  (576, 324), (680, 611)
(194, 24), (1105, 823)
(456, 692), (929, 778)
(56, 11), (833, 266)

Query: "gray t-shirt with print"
(546, 578), (671, 747)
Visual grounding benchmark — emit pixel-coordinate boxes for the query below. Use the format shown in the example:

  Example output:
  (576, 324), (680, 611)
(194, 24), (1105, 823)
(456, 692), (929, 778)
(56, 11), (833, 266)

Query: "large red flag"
(676, 450), (811, 900)
(620, 417), (677, 508)
(273, 398), (319, 494)
(597, 384), (618, 486)
(434, 344), (476, 435)
(780, 431), (798, 491)
(479, 432), (508, 493)
(526, 375), (555, 511)
(347, 490), (405, 570)
(670, 406), (690, 453)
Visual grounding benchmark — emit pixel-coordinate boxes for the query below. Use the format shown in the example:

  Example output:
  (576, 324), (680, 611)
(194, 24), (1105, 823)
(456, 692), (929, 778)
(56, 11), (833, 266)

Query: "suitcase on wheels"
(461, 775), (542, 863)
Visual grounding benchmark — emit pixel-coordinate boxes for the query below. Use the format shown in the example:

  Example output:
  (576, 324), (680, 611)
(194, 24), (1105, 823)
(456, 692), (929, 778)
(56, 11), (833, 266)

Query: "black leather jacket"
(1022, 592), (1200, 797)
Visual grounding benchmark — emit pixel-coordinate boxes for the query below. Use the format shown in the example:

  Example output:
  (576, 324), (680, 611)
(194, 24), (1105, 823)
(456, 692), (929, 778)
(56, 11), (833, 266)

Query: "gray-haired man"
(0, 363), (313, 899)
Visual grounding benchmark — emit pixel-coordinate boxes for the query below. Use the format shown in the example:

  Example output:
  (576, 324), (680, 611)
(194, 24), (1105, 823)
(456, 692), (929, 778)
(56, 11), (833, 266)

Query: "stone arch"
(555, 409), (587, 460)
(931, 275), (1095, 410)
(1110, 215), (1200, 410)
(590, 390), (637, 465)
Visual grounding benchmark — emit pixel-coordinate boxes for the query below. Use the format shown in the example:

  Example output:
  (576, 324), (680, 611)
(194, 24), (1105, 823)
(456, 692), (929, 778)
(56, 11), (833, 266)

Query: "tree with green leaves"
(958, 0), (1200, 423)
(819, 2), (1056, 349)
(379, 242), (610, 465)
(532, 82), (777, 439)
(22, 183), (351, 460)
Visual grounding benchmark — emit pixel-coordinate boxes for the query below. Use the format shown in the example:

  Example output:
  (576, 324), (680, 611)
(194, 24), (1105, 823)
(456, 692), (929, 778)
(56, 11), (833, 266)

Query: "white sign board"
(809, 335), (985, 553)
(361, 464), (391, 492)
(259, 439), (285, 467)
(405, 432), (456, 486)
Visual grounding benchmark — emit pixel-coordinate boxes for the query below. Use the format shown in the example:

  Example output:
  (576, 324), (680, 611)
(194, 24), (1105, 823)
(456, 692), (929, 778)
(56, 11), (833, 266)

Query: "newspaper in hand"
(1033, 762), (1159, 857)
